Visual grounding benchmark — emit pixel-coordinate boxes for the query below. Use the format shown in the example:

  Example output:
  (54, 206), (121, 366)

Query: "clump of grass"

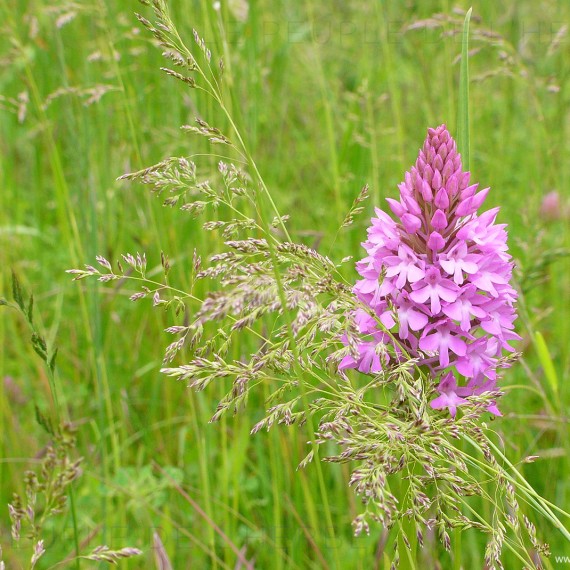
(1, 277), (142, 568)
(8, 420), (81, 547)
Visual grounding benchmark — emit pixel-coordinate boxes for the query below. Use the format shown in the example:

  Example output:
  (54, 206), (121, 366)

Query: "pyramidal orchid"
(340, 124), (519, 417)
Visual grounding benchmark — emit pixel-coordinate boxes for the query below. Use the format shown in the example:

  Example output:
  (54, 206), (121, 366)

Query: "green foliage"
(2, 0), (570, 568)
(110, 465), (184, 511)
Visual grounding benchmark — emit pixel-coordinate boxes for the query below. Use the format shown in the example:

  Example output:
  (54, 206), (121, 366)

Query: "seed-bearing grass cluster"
(66, 1), (570, 568)
(1, 276), (142, 568)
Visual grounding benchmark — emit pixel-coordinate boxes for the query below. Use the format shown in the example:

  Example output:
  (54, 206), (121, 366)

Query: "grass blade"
(457, 7), (472, 170)
(534, 331), (559, 398)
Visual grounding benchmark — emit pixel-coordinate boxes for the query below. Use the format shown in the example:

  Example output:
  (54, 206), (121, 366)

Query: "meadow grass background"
(1, 0), (569, 568)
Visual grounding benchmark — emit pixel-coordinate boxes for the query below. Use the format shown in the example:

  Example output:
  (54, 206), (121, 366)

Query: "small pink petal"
(442, 302), (462, 321)
(434, 187), (449, 209)
(432, 169), (442, 190)
(449, 335), (467, 356)
(487, 403), (502, 416)
(446, 173), (459, 196)
(471, 187), (490, 209)
(401, 213), (422, 233)
(462, 261), (479, 274)
(386, 198), (406, 217)
(456, 188), (490, 216)
(431, 209), (448, 230)
(438, 285), (459, 303)
(407, 264), (425, 283)
(380, 311), (396, 329)
(460, 183), (479, 200)
(339, 354), (356, 370)
(442, 158), (454, 180)
(419, 332), (440, 352)
(407, 310), (429, 331)
(421, 179), (433, 201)
(427, 231), (445, 251)
(459, 171), (471, 190)
(410, 286), (430, 305)
(403, 194), (422, 216)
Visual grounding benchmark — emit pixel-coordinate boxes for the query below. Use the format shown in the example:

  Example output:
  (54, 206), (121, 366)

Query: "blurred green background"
(1, 0), (569, 568)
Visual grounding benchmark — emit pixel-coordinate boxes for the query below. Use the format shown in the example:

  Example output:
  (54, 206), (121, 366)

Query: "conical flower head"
(341, 124), (519, 417)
